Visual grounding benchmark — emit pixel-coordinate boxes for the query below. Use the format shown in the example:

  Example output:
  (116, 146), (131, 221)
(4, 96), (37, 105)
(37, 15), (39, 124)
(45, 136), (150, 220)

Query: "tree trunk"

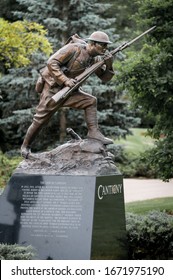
(58, 0), (69, 142)
(59, 108), (67, 143)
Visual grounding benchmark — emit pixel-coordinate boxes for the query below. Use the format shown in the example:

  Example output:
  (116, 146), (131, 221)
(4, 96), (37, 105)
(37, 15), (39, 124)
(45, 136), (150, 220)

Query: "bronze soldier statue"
(21, 31), (115, 158)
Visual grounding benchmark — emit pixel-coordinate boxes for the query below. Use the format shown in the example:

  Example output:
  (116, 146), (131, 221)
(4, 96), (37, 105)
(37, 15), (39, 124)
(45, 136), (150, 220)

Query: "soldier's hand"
(64, 79), (77, 88)
(104, 52), (113, 69)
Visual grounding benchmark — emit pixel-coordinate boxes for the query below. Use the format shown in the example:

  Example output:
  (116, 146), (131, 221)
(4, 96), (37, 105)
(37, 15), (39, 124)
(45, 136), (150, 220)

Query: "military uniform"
(34, 41), (114, 125)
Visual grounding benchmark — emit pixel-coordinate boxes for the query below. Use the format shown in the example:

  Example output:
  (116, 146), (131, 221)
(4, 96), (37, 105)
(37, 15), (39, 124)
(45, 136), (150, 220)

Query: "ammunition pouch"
(35, 75), (45, 93)
(38, 67), (56, 88)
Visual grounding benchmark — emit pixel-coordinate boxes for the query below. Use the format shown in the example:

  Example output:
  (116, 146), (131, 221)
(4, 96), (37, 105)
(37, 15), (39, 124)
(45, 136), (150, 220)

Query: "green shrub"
(0, 244), (36, 260)
(107, 144), (126, 163)
(117, 150), (158, 178)
(0, 152), (21, 189)
(126, 211), (173, 259)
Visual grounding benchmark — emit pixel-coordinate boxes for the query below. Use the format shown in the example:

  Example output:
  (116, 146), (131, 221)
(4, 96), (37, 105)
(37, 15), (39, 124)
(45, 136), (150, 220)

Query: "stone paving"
(124, 178), (173, 203)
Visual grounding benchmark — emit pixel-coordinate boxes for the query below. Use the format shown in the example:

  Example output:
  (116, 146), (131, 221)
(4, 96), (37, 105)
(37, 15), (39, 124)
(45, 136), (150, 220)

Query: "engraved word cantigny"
(98, 183), (123, 200)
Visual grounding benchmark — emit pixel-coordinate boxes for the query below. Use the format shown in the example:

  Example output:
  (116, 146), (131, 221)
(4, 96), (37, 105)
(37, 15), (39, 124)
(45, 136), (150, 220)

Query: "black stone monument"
(0, 173), (127, 259)
(0, 141), (127, 259)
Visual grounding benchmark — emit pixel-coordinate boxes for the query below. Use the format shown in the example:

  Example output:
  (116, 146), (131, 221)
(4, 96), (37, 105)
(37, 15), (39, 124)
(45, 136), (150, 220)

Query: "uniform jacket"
(36, 40), (114, 92)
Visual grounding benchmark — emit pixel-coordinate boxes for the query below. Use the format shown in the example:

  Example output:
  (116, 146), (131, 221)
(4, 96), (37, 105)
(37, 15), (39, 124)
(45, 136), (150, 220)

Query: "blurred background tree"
(0, 18), (52, 69)
(115, 0), (173, 180)
(100, 0), (138, 38)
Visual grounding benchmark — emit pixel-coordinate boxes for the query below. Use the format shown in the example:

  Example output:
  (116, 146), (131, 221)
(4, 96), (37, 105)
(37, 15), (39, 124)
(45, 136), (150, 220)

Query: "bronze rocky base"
(16, 138), (120, 176)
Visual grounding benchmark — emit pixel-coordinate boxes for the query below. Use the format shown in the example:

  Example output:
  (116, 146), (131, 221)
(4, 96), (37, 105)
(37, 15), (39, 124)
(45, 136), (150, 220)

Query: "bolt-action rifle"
(51, 26), (156, 104)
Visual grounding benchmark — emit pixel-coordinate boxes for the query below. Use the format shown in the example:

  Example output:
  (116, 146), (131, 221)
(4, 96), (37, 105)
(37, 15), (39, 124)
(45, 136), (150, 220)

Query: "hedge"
(126, 211), (173, 260)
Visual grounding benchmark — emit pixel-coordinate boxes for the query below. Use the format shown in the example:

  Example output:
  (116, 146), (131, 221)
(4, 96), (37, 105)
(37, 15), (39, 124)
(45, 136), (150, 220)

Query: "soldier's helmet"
(87, 31), (112, 44)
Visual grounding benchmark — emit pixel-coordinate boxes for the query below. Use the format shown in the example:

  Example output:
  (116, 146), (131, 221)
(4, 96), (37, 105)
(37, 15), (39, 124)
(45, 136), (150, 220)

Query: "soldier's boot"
(21, 122), (42, 159)
(85, 105), (113, 145)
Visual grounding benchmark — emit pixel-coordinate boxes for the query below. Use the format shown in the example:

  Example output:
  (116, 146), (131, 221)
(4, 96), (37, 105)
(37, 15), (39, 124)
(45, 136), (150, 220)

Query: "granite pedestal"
(0, 173), (127, 259)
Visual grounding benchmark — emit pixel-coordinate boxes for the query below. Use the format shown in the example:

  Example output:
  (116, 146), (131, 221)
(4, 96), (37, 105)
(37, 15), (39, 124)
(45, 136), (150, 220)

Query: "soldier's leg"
(21, 121), (43, 159)
(63, 88), (113, 145)
(85, 105), (113, 145)
(21, 90), (58, 158)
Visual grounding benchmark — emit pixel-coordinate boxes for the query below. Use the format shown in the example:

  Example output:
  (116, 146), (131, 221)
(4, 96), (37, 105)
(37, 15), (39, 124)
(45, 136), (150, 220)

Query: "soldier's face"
(88, 42), (108, 56)
(95, 42), (108, 55)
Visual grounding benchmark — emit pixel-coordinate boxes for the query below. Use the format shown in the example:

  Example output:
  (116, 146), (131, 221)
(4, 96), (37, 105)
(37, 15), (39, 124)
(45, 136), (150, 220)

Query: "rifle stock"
(52, 26), (156, 104)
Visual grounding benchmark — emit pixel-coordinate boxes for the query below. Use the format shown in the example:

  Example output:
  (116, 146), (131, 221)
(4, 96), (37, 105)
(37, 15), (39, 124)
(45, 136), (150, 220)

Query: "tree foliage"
(0, 151), (21, 188)
(14, 0), (115, 45)
(0, 0), (20, 21)
(115, 0), (173, 180)
(0, 18), (52, 70)
(100, 0), (139, 38)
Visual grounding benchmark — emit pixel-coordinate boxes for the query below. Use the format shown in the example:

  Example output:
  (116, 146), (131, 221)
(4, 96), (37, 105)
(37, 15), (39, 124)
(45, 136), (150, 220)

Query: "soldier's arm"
(47, 44), (76, 86)
(95, 53), (115, 82)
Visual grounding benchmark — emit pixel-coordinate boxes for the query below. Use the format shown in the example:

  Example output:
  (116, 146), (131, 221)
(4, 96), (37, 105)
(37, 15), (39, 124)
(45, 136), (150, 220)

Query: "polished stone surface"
(92, 175), (127, 259)
(0, 173), (127, 259)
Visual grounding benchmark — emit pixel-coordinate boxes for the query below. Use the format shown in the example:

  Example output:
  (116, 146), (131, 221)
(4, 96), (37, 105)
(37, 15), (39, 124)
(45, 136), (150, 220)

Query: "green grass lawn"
(117, 130), (173, 215)
(115, 128), (155, 155)
(125, 197), (173, 214)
